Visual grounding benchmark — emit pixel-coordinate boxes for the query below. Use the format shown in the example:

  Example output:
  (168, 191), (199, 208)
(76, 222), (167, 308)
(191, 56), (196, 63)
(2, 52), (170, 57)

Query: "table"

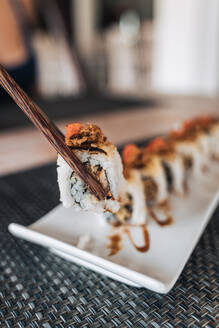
(0, 94), (219, 176)
(0, 162), (218, 327)
(0, 95), (218, 327)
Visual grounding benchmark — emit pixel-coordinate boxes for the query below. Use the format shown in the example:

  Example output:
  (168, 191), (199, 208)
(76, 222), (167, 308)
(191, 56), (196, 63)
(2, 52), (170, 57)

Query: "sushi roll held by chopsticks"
(57, 123), (126, 213)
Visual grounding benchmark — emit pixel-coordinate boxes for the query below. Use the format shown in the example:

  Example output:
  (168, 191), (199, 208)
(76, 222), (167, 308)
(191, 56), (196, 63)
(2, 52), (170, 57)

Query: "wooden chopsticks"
(0, 64), (107, 200)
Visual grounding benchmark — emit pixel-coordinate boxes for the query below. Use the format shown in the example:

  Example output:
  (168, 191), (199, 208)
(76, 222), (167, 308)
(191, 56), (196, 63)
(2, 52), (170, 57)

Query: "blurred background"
(0, 0), (219, 174)
(0, 0), (154, 130)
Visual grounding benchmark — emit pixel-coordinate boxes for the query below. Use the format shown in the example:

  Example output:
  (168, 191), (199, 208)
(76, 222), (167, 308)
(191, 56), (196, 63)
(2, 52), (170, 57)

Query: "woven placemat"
(0, 163), (218, 328)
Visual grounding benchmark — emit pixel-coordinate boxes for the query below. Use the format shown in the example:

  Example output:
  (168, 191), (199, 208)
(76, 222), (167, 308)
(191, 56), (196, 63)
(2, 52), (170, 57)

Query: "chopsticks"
(0, 64), (107, 200)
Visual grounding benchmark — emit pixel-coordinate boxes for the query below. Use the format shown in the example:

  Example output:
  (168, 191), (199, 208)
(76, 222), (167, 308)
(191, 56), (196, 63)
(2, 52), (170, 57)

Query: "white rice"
(174, 141), (205, 176)
(209, 124), (219, 158)
(127, 169), (148, 224)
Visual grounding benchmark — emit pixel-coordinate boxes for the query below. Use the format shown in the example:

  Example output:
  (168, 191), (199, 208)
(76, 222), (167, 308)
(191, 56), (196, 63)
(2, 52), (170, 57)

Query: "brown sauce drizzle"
(149, 209), (173, 226)
(106, 233), (122, 256)
(106, 224), (150, 256)
(147, 199), (173, 226)
(123, 224), (150, 253)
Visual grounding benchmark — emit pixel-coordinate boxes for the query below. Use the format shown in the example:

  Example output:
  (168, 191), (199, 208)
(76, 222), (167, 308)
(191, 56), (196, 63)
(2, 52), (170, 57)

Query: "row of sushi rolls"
(57, 115), (219, 255)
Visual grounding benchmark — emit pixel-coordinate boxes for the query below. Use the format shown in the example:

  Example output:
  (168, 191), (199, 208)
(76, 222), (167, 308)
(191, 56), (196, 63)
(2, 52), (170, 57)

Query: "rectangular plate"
(9, 163), (219, 293)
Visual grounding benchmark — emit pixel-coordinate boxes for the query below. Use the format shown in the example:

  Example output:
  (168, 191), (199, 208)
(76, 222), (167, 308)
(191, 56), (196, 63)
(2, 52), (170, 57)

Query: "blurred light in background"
(152, 0), (219, 96)
(119, 10), (140, 40)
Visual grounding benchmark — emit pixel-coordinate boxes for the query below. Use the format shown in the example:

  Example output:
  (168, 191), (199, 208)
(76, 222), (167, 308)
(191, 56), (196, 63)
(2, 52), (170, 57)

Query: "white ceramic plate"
(9, 163), (219, 294)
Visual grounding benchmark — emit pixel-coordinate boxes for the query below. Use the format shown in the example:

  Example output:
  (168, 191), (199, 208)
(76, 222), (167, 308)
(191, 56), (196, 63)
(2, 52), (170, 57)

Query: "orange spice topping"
(169, 129), (185, 139)
(122, 144), (140, 165)
(198, 115), (214, 126)
(184, 116), (215, 131)
(145, 137), (167, 153)
(66, 122), (83, 139)
(183, 119), (197, 131)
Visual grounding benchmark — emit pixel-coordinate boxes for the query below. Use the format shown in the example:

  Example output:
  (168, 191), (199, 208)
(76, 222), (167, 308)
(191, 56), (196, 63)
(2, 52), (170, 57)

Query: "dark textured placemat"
(0, 163), (218, 327)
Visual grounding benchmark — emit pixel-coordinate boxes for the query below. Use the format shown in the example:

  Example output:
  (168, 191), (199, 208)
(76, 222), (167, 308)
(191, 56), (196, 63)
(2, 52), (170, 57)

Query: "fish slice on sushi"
(57, 123), (126, 213)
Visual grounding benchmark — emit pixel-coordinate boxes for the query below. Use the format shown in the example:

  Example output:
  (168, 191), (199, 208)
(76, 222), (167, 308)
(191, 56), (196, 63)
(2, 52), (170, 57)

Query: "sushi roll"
(105, 145), (150, 256)
(145, 137), (186, 196)
(123, 144), (172, 225)
(140, 147), (172, 224)
(105, 144), (147, 226)
(171, 116), (219, 173)
(57, 123), (126, 213)
(208, 120), (219, 160)
(195, 116), (219, 160)
(141, 149), (168, 207)
(168, 124), (208, 177)
(183, 118), (212, 159)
